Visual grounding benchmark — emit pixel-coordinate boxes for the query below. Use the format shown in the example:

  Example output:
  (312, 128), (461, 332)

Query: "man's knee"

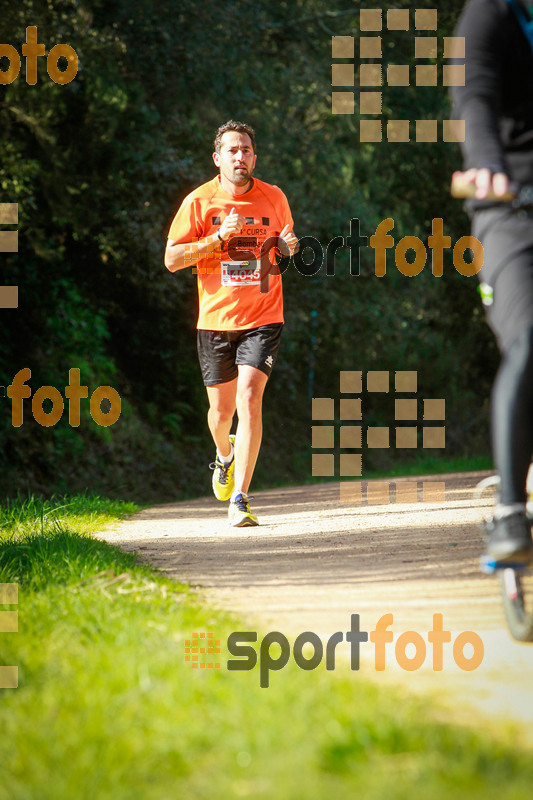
(237, 381), (266, 416)
(208, 402), (235, 426)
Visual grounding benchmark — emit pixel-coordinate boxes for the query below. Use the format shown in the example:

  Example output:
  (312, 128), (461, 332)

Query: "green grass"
(1, 493), (532, 800)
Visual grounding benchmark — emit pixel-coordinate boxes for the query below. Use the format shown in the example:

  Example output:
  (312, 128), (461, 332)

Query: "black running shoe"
(485, 512), (533, 565)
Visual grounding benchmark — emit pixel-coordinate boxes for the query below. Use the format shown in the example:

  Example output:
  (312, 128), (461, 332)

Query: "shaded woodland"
(0, 0), (497, 500)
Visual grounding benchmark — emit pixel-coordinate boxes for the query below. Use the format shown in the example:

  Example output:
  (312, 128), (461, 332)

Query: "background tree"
(0, 0), (497, 501)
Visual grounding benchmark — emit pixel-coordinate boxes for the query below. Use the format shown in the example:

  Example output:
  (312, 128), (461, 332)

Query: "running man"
(452, 0), (533, 563)
(164, 120), (298, 526)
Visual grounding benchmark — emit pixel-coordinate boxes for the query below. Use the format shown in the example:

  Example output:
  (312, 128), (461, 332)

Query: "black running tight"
(492, 326), (533, 504)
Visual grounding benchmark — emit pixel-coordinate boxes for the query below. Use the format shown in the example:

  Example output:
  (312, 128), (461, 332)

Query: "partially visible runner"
(452, 0), (533, 563)
(164, 120), (298, 526)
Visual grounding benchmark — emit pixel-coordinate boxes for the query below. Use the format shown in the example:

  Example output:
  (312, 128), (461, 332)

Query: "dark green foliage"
(1, 0), (497, 501)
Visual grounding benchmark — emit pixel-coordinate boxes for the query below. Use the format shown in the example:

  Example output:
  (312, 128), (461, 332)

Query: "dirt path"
(101, 472), (533, 739)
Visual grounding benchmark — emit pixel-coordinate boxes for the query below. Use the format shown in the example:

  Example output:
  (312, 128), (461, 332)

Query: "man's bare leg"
(206, 378), (238, 458)
(233, 365), (269, 494)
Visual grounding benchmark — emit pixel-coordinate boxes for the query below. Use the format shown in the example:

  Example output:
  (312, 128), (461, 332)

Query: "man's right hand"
(219, 207), (245, 241)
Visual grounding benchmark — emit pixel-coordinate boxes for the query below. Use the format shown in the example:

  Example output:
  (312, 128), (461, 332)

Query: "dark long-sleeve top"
(452, 0), (533, 208)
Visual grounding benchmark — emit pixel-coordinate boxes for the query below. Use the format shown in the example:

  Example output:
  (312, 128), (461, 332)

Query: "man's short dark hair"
(214, 120), (256, 153)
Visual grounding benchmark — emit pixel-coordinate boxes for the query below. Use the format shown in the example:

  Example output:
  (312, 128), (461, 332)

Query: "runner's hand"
(278, 224), (299, 256)
(452, 168), (510, 200)
(219, 207), (245, 241)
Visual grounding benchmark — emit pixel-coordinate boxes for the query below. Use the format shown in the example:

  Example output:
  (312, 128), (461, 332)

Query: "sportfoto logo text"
(186, 613), (484, 688)
(5, 369), (121, 428)
(187, 217), (483, 290)
(0, 27), (78, 85)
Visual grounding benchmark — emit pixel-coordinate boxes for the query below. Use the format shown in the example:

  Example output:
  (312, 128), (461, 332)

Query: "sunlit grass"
(0, 494), (531, 800)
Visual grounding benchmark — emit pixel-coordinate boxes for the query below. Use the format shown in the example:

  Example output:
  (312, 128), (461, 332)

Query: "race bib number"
(221, 260), (261, 287)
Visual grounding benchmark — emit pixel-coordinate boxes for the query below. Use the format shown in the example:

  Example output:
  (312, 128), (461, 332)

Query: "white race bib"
(221, 260), (261, 287)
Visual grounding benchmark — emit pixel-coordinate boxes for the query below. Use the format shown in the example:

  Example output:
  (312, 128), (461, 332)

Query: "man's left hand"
(278, 224), (299, 256)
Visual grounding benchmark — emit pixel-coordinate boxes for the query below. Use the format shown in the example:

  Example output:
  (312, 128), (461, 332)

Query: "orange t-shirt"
(167, 175), (294, 330)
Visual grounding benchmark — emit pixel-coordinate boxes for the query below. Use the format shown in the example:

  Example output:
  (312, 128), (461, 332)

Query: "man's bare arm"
(164, 234), (221, 272)
(164, 207), (245, 272)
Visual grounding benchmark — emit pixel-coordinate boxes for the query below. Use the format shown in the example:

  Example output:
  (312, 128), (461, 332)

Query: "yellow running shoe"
(210, 434), (235, 501)
(228, 492), (259, 527)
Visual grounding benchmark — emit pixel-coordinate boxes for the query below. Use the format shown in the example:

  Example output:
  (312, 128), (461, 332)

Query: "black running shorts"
(197, 323), (283, 386)
(473, 206), (533, 353)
